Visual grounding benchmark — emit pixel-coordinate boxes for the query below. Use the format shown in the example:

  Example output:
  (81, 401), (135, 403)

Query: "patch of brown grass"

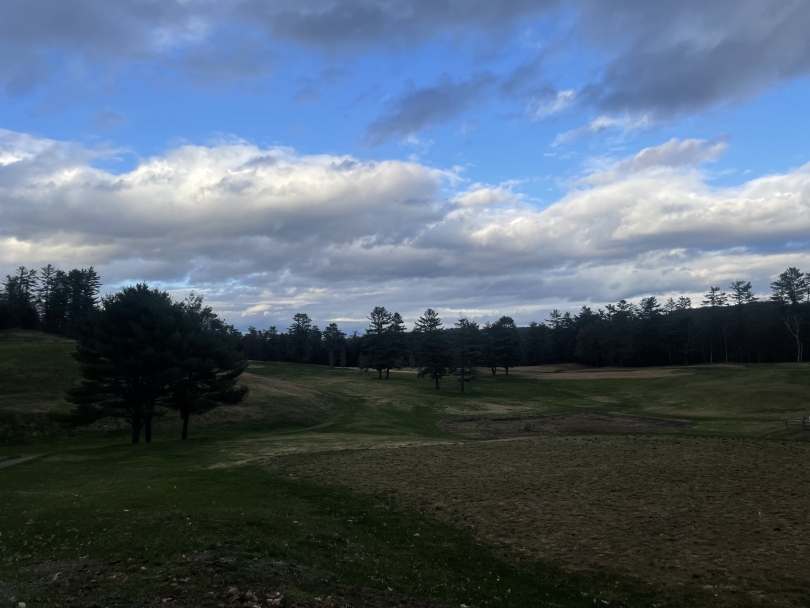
(439, 412), (694, 439)
(263, 435), (810, 607)
(511, 365), (693, 380)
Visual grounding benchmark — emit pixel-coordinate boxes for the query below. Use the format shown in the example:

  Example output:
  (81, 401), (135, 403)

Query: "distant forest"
(2, 265), (809, 369)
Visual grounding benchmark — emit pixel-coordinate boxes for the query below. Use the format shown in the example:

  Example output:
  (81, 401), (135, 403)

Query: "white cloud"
(552, 114), (651, 146)
(451, 184), (521, 207)
(1, 129), (809, 328)
(531, 89), (575, 119)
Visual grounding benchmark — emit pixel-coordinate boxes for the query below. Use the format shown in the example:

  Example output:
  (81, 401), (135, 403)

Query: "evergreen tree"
(66, 284), (181, 443)
(729, 281), (758, 306)
(450, 318), (479, 392)
(365, 306), (393, 378)
(288, 313), (313, 362)
(386, 312), (407, 378)
(414, 309), (450, 389)
(770, 268), (808, 362)
(492, 315), (522, 375)
(0, 267), (39, 330)
(523, 321), (547, 365)
(480, 322), (497, 375)
(323, 322), (346, 368)
(168, 295), (248, 440)
(702, 286), (728, 307)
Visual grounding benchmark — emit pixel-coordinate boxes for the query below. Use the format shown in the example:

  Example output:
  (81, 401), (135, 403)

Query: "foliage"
(0, 264), (100, 334)
(168, 295), (249, 440)
(66, 285), (247, 443)
(66, 284), (180, 443)
(414, 309), (451, 389)
(449, 318), (479, 392)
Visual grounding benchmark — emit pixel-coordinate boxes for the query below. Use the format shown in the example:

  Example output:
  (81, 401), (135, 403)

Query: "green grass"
(0, 440), (603, 608)
(2, 332), (809, 607)
(0, 330), (78, 415)
(248, 361), (810, 440)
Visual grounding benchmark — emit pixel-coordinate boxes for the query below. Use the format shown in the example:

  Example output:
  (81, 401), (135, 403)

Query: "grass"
(0, 440), (597, 608)
(2, 332), (810, 607)
(0, 330), (78, 415)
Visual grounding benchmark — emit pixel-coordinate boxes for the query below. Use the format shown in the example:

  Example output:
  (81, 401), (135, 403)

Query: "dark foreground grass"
(0, 439), (606, 608)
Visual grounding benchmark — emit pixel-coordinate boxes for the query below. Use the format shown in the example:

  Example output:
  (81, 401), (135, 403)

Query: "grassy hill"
(0, 329), (79, 415)
(1, 334), (810, 607)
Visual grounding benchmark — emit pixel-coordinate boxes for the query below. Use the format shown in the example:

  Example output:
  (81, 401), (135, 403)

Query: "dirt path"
(0, 455), (39, 469)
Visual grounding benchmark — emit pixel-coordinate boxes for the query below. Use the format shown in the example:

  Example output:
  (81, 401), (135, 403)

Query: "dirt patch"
(439, 412), (695, 439)
(511, 365), (693, 380)
(264, 436), (810, 608)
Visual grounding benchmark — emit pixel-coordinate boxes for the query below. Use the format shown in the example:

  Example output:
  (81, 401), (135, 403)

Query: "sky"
(1, 0), (810, 331)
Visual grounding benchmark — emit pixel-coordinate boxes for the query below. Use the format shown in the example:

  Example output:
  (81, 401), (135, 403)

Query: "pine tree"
(66, 284), (181, 443)
(323, 322), (346, 368)
(729, 281), (758, 306)
(414, 309), (451, 389)
(365, 306), (393, 378)
(168, 295), (248, 440)
(450, 318), (479, 392)
(492, 316), (522, 375)
(288, 313), (313, 362)
(386, 312), (407, 378)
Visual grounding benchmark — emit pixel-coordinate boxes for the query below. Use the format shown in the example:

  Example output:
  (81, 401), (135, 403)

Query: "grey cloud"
(91, 108), (126, 130)
(577, 0), (810, 119)
(0, 0), (556, 95)
(363, 73), (496, 146)
(236, 0), (561, 51)
(3, 0), (809, 127)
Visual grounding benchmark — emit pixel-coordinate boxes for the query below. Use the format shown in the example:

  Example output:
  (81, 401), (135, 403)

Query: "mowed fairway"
(1, 331), (810, 607)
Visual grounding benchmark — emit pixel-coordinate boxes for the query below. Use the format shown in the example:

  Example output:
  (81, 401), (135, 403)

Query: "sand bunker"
(439, 411), (694, 439)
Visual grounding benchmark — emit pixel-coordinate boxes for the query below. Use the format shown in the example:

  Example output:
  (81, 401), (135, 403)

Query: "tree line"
(1, 265), (101, 334)
(243, 267), (810, 376)
(2, 263), (809, 413)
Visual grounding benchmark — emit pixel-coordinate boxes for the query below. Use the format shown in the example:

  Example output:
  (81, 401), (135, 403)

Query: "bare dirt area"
(263, 435), (810, 607)
(439, 412), (695, 439)
(510, 364), (693, 380)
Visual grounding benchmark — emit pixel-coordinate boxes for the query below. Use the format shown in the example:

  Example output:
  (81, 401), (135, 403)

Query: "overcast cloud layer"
(1, 128), (808, 328)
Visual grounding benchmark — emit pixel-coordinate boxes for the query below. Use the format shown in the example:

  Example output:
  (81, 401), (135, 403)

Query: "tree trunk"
(460, 369), (465, 393)
(386, 368), (390, 379)
(435, 376), (439, 389)
(378, 368), (382, 379)
(491, 367), (496, 376)
(131, 414), (141, 444)
(144, 415), (152, 443)
(505, 366), (509, 376)
(181, 411), (190, 441)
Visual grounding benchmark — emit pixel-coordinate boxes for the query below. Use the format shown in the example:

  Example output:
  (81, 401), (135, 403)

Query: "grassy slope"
(2, 333), (810, 607)
(0, 330), (78, 415)
(247, 361), (810, 440)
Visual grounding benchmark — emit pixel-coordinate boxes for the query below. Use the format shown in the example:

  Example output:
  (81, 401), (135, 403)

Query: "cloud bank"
(1, 128), (809, 328)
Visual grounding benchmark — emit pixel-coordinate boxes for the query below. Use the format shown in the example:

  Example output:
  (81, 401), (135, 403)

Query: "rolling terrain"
(1, 330), (809, 607)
